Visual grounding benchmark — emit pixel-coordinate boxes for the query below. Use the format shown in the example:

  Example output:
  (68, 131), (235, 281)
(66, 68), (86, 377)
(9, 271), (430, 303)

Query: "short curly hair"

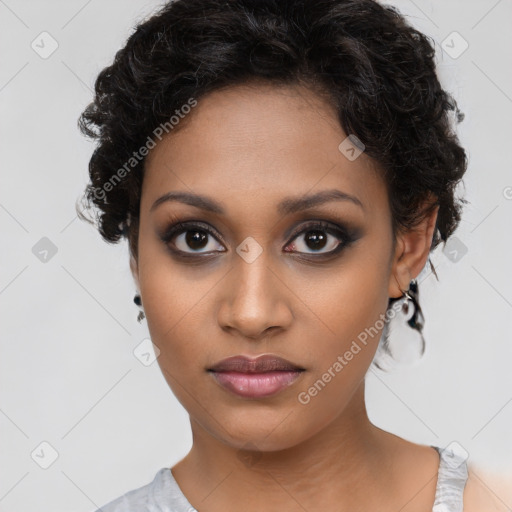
(77, 0), (468, 276)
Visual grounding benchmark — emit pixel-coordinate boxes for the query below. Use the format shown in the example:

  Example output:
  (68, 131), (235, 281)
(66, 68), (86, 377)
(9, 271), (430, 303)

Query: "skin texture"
(130, 82), (444, 511)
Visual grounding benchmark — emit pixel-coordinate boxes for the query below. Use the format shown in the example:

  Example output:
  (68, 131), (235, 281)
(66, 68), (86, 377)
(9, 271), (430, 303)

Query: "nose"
(217, 251), (293, 341)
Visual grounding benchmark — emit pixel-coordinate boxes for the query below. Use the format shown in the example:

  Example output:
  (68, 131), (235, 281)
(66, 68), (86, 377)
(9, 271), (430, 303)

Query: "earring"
(400, 279), (425, 335)
(133, 294), (145, 323)
(374, 279), (426, 370)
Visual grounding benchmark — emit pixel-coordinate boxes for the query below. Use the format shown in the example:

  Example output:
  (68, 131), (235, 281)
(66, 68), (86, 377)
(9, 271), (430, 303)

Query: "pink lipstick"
(207, 354), (305, 399)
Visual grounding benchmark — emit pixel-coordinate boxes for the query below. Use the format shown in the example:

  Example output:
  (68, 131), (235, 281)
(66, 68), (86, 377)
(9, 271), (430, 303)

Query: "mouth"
(207, 354), (305, 399)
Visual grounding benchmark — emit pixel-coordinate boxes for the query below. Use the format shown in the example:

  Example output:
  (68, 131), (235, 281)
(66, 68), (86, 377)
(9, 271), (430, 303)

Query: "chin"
(205, 409), (314, 452)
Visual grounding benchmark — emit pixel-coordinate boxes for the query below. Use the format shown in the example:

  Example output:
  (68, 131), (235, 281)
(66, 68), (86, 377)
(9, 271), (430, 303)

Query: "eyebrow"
(149, 188), (364, 215)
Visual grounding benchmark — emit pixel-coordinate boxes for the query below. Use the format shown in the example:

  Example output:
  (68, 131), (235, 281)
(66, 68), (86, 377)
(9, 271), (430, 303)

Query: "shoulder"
(93, 475), (155, 512)
(92, 468), (178, 512)
(463, 466), (512, 512)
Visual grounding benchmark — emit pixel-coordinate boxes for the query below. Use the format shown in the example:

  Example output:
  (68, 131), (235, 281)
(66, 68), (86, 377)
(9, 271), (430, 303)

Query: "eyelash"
(159, 220), (357, 260)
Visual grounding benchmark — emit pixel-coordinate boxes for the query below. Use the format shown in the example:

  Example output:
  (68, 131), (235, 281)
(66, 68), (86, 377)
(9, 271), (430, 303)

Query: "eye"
(284, 221), (350, 256)
(161, 222), (226, 255)
(159, 219), (359, 260)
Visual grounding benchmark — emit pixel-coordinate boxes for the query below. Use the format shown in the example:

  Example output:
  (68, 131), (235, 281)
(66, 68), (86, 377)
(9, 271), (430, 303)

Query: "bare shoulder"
(463, 466), (512, 512)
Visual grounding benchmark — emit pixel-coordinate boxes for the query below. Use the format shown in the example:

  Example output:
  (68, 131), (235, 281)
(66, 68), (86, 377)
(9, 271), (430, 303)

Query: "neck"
(172, 382), (406, 511)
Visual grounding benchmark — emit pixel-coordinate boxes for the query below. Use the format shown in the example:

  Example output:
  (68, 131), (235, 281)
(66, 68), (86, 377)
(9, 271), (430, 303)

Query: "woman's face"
(134, 82), (404, 451)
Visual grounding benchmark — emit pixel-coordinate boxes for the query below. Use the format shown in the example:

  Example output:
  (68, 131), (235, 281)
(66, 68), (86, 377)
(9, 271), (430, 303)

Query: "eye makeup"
(156, 213), (364, 263)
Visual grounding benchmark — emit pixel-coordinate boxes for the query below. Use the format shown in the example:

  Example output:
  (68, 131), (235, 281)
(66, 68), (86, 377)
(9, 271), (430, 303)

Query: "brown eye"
(284, 221), (352, 256)
(181, 230), (209, 251)
(161, 222), (226, 255)
(288, 229), (341, 254)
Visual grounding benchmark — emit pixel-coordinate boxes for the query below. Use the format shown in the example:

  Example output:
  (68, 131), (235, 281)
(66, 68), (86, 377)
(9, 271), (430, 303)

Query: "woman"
(78, 0), (507, 510)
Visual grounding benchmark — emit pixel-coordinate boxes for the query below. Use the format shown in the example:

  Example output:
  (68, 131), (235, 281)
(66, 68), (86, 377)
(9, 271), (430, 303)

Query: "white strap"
(432, 444), (469, 512)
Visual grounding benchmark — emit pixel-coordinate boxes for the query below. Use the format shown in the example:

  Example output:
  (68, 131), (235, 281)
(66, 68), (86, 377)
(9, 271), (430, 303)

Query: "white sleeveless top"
(95, 445), (468, 511)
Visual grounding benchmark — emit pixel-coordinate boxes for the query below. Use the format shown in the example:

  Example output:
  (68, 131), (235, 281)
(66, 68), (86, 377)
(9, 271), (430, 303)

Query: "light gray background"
(1, 0), (511, 510)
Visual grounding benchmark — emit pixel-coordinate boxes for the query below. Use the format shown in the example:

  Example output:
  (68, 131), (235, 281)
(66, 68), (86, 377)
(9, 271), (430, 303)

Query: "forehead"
(142, 83), (387, 219)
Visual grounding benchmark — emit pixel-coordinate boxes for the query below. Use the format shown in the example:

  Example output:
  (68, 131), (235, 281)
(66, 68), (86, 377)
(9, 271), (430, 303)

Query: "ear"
(388, 203), (439, 299)
(130, 254), (140, 291)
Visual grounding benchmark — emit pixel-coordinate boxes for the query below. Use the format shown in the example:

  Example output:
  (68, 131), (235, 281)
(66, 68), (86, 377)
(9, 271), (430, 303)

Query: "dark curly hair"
(77, 0), (468, 282)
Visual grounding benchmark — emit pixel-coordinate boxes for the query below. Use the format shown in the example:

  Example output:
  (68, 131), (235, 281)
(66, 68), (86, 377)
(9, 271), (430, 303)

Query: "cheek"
(139, 231), (209, 372)
(287, 272), (389, 440)
(137, 222), (209, 329)
(144, 291), (215, 415)
(140, 272), (213, 372)
(291, 247), (391, 397)
(295, 249), (391, 352)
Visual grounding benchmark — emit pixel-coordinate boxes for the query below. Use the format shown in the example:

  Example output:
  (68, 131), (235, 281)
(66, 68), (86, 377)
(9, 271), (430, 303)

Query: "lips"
(207, 355), (305, 399)
(207, 354), (305, 373)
